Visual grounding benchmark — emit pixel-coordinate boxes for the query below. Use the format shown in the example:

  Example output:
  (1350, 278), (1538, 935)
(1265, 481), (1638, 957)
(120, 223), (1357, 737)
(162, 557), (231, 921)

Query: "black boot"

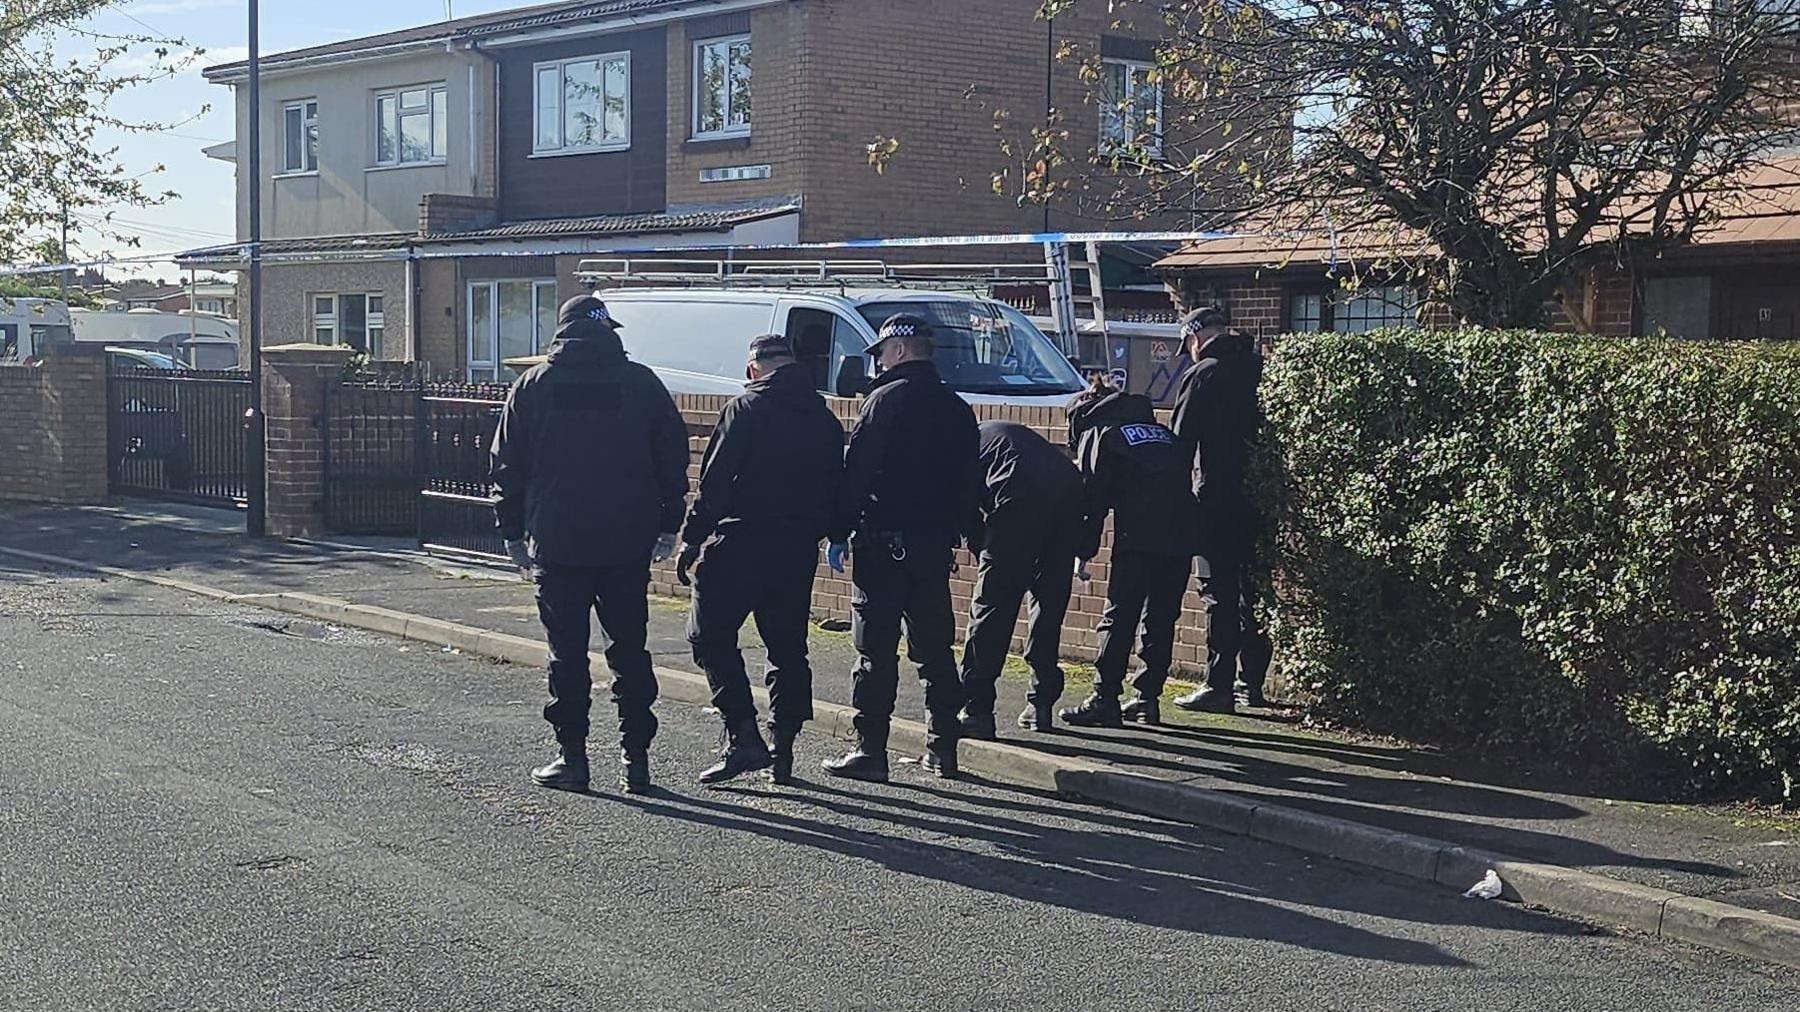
(769, 724), (799, 785)
(699, 720), (774, 787)
(531, 740), (590, 793)
(1174, 686), (1237, 715)
(1121, 694), (1162, 726)
(1016, 703), (1054, 731)
(957, 710), (998, 741)
(921, 741), (959, 779)
(620, 747), (651, 794)
(1060, 693), (1123, 728)
(823, 728), (890, 783)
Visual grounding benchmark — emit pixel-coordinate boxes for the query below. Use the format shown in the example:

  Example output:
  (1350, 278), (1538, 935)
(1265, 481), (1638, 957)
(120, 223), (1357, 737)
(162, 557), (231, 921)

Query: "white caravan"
(0, 298), (75, 363)
(69, 308), (241, 370)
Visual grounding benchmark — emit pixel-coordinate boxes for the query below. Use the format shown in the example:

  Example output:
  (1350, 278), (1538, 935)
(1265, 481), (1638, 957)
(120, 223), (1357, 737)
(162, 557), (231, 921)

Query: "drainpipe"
(468, 39), (502, 207)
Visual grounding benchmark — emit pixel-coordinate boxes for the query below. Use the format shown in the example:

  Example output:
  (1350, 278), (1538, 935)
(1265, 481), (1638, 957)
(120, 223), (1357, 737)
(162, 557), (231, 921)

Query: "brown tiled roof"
(1158, 157), (1800, 273)
(202, 1), (698, 79)
(419, 203), (799, 242)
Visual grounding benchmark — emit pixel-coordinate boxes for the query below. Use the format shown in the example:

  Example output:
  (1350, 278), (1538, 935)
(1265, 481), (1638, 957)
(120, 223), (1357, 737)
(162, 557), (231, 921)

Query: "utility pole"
(245, 0), (267, 536)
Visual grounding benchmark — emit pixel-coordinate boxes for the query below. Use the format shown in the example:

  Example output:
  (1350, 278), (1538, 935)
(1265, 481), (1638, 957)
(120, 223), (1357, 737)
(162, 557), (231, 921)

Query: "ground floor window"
(1288, 285), (1418, 333)
(310, 292), (386, 356)
(467, 279), (556, 381)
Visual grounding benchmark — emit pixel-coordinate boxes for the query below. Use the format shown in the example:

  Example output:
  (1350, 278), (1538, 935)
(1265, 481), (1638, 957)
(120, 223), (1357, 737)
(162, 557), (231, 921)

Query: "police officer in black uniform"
(823, 313), (981, 782)
(1168, 306), (1274, 715)
(492, 295), (690, 794)
(957, 419), (1085, 737)
(675, 335), (845, 786)
(1059, 378), (1198, 728)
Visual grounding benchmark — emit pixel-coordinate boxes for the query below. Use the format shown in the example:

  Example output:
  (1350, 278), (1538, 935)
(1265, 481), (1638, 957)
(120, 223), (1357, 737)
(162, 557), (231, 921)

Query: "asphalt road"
(3, 567), (1797, 1011)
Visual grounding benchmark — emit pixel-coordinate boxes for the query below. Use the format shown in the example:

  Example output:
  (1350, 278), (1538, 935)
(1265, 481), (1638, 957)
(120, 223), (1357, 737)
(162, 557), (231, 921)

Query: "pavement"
(5, 564), (1800, 1010)
(1, 502), (1797, 963)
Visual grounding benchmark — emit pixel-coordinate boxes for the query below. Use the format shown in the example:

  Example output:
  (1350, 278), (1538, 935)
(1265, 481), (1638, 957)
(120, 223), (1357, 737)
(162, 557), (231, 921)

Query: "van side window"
(602, 299), (776, 379)
(784, 308), (868, 392)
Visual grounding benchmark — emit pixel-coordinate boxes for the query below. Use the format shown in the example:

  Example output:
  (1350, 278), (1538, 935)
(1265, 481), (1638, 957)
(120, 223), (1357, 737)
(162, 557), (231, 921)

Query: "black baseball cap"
(869, 313), (934, 355)
(1180, 306), (1229, 339)
(556, 295), (625, 339)
(747, 334), (794, 360)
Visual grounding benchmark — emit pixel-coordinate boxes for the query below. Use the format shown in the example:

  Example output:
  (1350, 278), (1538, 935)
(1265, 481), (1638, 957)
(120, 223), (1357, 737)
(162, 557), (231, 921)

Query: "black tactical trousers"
(849, 532), (965, 751)
(1198, 532), (1274, 695)
(959, 505), (1082, 716)
(687, 527), (820, 733)
(535, 562), (659, 752)
(1093, 549), (1192, 700)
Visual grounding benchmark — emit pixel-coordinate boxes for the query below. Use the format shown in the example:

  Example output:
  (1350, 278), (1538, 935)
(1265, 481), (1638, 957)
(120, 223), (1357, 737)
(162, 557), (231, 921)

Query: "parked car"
(106, 346), (183, 371)
(559, 263), (1088, 406)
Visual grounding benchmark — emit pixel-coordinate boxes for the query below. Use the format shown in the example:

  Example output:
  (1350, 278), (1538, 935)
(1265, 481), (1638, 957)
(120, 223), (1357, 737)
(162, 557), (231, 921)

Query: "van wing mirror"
(833, 355), (869, 397)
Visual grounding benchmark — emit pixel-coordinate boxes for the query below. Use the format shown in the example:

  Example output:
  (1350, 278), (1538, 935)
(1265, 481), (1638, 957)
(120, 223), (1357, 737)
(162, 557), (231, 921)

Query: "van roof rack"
(572, 257), (1058, 291)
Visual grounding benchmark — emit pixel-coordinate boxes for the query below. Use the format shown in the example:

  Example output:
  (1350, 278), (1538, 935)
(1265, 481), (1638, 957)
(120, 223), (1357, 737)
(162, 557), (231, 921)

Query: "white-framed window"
(533, 53), (631, 155)
(693, 34), (751, 139)
(195, 297), (226, 315)
(374, 84), (448, 166)
(1100, 58), (1163, 159)
(1681, 0), (1800, 37)
(282, 99), (318, 173)
(310, 293), (387, 356)
(467, 280), (558, 381)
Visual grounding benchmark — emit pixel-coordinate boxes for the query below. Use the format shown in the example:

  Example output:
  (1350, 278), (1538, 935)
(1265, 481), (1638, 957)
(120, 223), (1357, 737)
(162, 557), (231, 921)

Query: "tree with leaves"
(0, 0), (199, 269)
(1020, 1), (1800, 328)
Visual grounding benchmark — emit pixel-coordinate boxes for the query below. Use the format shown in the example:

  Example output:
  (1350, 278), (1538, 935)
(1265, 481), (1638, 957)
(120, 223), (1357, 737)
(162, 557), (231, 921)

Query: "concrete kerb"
(3, 541), (1798, 972)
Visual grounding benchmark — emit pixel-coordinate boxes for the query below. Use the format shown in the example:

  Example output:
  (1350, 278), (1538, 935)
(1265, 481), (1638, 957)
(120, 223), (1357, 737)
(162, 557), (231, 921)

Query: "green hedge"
(1254, 329), (1800, 799)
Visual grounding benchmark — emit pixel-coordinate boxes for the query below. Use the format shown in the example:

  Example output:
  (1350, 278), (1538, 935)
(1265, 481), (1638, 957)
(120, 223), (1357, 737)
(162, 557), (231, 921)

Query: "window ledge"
(685, 132), (752, 151)
(272, 170), (319, 180)
(529, 144), (631, 159)
(367, 160), (448, 173)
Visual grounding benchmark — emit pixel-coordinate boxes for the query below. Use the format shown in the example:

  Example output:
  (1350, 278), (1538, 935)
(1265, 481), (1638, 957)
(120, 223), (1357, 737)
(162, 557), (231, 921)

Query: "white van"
(69, 308), (241, 370)
(573, 262), (1087, 406)
(0, 298), (75, 363)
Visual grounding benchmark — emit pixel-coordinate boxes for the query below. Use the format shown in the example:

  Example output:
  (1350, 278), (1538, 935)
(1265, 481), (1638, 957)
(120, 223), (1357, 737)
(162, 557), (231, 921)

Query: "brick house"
(1155, 159), (1800, 342)
(181, 0), (1199, 379)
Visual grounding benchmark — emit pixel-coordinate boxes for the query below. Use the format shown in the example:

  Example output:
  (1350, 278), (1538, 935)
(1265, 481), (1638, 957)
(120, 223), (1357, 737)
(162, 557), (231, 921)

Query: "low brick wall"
(649, 396), (1216, 681)
(0, 350), (108, 504)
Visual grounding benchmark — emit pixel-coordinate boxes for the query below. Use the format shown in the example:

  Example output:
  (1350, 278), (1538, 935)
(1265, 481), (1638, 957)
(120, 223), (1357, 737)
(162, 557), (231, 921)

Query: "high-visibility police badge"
(1120, 423), (1172, 446)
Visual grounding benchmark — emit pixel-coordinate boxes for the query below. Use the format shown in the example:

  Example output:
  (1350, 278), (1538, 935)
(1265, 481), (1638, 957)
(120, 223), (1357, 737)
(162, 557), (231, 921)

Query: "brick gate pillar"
(261, 344), (354, 539)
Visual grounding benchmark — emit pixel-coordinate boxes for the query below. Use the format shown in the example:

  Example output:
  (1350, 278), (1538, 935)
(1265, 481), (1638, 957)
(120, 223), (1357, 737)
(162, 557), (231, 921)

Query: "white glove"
(1074, 558), (1093, 583)
(652, 532), (679, 563)
(504, 539), (532, 575)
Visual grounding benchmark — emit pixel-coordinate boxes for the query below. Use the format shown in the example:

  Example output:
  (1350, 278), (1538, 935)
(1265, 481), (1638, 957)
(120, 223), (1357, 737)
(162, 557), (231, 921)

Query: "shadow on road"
(591, 776), (1604, 967)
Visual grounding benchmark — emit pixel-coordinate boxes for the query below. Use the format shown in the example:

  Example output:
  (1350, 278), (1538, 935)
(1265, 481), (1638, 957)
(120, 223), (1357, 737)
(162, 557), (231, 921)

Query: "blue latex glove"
(827, 541), (850, 574)
(652, 533), (678, 563)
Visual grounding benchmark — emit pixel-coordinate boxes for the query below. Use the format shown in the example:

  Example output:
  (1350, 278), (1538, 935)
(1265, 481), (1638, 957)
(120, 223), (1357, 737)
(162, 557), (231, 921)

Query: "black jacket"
(679, 362), (845, 544)
(1170, 331), (1263, 526)
(832, 359), (980, 546)
(1071, 391), (1197, 560)
(965, 419), (1083, 549)
(490, 330), (690, 568)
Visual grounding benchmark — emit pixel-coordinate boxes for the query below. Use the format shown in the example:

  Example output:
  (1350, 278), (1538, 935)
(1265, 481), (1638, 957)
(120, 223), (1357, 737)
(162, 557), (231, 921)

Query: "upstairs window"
(282, 99), (318, 173)
(375, 85), (448, 166)
(693, 35), (751, 138)
(1100, 58), (1162, 160)
(534, 53), (631, 155)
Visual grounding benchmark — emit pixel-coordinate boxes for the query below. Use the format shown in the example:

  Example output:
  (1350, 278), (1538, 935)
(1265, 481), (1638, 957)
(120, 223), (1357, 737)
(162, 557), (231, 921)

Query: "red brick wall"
(0, 351), (107, 504)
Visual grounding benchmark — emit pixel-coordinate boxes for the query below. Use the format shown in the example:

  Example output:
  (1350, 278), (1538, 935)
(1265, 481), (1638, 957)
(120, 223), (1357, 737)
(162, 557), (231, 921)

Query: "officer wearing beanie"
(1059, 377), (1198, 727)
(823, 313), (981, 782)
(491, 294), (690, 794)
(676, 334), (846, 787)
(1168, 306), (1274, 715)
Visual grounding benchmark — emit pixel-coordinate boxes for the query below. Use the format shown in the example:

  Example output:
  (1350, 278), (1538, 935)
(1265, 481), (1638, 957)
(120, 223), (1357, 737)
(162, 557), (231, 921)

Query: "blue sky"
(70, 1), (532, 271)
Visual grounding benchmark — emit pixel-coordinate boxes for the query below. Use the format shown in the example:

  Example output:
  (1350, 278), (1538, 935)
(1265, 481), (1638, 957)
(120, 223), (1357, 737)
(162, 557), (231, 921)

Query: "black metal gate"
(321, 381), (422, 535)
(107, 367), (252, 508)
(417, 383), (510, 560)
